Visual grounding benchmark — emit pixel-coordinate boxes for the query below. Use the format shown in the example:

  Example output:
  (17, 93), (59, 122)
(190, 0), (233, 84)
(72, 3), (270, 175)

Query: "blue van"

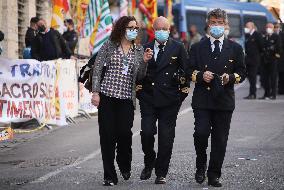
(158, 0), (276, 46)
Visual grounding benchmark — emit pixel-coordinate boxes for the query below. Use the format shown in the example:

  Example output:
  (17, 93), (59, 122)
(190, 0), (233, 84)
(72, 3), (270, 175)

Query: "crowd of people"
(24, 17), (78, 61)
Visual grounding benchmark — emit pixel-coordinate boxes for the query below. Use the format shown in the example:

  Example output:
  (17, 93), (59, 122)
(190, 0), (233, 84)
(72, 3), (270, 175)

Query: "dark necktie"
(156, 44), (165, 64)
(213, 40), (221, 59)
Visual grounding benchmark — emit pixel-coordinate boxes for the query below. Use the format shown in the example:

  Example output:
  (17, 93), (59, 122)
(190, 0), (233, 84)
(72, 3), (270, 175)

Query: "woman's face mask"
(125, 29), (138, 41)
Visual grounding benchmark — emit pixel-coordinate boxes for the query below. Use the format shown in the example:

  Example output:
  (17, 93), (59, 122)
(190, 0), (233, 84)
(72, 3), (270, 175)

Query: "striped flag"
(120, 0), (128, 17)
(87, 0), (112, 55)
(164, 0), (173, 25)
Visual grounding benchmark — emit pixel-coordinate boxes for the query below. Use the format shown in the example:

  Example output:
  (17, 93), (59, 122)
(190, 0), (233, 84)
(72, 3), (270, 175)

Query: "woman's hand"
(143, 48), (153, 63)
(91, 93), (100, 107)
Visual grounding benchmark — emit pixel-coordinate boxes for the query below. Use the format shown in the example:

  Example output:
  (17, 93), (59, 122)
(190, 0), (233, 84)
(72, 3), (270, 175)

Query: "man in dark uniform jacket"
(136, 16), (190, 185)
(244, 22), (264, 99)
(63, 19), (78, 54)
(188, 9), (246, 187)
(260, 23), (281, 100)
(25, 17), (39, 47)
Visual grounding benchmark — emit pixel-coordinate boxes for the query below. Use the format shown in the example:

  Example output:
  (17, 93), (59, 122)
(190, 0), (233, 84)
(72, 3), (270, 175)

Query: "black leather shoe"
(140, 168), (153, 180)
(195, 168), (206, 184)
(243, 94), (256, 99)
(121, 172), (131, 180)
(103, 180), (117, 186)
(155, 176), (166, 184)
(208, 177), (222, 187)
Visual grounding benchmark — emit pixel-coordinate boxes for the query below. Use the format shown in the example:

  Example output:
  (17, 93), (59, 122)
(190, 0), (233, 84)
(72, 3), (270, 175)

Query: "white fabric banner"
(0, 59), (67, 126)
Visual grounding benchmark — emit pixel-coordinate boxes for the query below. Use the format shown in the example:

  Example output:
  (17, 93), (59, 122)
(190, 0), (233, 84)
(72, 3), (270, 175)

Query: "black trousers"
(139, 100), (179, 177)
(278, 72), (284, 94)
(263, 60), (278, 97)
(98, 94), (134, 182)
(246, 56), (260, 96)
(193, 109), (233, 178)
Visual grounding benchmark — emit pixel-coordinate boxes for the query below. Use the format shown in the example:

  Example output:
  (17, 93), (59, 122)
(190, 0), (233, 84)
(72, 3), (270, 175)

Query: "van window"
(228, 14), (241, 38)
(186, 10), (207, 35)
(244, 15), (267, 34)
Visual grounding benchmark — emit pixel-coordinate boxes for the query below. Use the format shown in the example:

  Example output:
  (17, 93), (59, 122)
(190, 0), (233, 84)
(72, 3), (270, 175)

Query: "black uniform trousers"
(246, 56), (260, 96)
(193, 109), (233, 178)
(139, 100), (179, 177)
(263, 60), (278, 97)
(98, 94), (134, 183)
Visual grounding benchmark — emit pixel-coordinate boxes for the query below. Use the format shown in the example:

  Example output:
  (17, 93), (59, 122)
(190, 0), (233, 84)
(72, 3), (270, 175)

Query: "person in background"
(23, 17), (39, 59)
(260, 23), (281, 100)
(138, 21), (149, 44)
(188, 8), (246, 187)
(170, 25), (180, 41)
(275, 23), (284, 94)
(224, 24), (230, 38)
(31, 18), (72, 61)
(91, 16), (153, 186)
(188, 25), (202, 47)
(243, 22), (264, 99)
(63, 19), (78, 54)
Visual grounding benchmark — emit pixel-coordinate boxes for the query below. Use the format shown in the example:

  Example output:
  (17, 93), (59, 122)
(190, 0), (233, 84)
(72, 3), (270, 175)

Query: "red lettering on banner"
(10, 101), (23, 118)
(0, 100), (7, 117)
(63, 90), (75, 98)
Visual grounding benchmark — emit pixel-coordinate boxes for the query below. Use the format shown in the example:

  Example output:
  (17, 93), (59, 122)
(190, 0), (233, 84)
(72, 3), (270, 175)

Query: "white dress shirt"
(209, 35), (224, 52)
(154, 40), (167, 61)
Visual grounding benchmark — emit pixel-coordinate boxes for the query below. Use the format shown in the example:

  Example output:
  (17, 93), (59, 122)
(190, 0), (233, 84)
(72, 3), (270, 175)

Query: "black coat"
(245, 31), (264, 65)
(25, 27), (37, 47)
(62, 30), (78, 54)
(137, 38), (190, 107)
(263, 33), (281, 62)
(189, 38), (246, 111)
(31, 28), (72, 61)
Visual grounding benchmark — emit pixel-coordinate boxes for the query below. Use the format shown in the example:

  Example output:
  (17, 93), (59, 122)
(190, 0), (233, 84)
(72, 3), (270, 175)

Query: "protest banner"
(56, 59), (79, 118)
(0, 59), (67, 126)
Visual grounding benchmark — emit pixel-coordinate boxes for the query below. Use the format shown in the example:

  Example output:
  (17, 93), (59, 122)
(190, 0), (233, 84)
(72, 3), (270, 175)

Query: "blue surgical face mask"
(125, 29), (138, 41)
(155, 30), (169, 43)
(210, 26), (225, 39)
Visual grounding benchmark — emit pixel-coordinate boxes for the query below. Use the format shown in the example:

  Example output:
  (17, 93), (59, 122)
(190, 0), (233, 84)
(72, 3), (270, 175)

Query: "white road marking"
(30, 81), (246, 184)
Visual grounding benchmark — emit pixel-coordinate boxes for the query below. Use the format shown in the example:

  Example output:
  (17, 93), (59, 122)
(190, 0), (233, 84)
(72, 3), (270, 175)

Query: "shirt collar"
(154, 40), (167, 48)
(209, 35), (224, 45)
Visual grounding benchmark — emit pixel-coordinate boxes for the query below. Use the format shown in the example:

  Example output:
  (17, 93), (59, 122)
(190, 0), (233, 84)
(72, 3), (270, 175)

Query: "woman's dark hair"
(110, 16), (137, 44)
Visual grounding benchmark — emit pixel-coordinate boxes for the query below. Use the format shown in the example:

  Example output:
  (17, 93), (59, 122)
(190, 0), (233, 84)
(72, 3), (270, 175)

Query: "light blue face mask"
(210, 26), (225, 39)
(155, 30), (169, 43)
(125, 29), (138, 41)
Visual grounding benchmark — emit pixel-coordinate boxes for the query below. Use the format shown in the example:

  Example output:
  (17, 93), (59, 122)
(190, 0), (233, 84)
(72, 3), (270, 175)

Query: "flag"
(120, 0), (128, 17)
(138, 0), (158, 41)
(132, 0), (137, 15)
(164, 0), (173, 25)
(51, 0), (69, 33)
(88, 0), (113, 55)
(75, 0), (90, 33)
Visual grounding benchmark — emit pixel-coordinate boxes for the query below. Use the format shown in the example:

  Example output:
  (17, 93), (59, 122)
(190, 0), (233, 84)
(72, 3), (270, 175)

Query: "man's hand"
(91, 93), (100, 107)
(203, 71), (214, 83)
(221, 73), (229, 85)
(143, 48), (153, 62)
